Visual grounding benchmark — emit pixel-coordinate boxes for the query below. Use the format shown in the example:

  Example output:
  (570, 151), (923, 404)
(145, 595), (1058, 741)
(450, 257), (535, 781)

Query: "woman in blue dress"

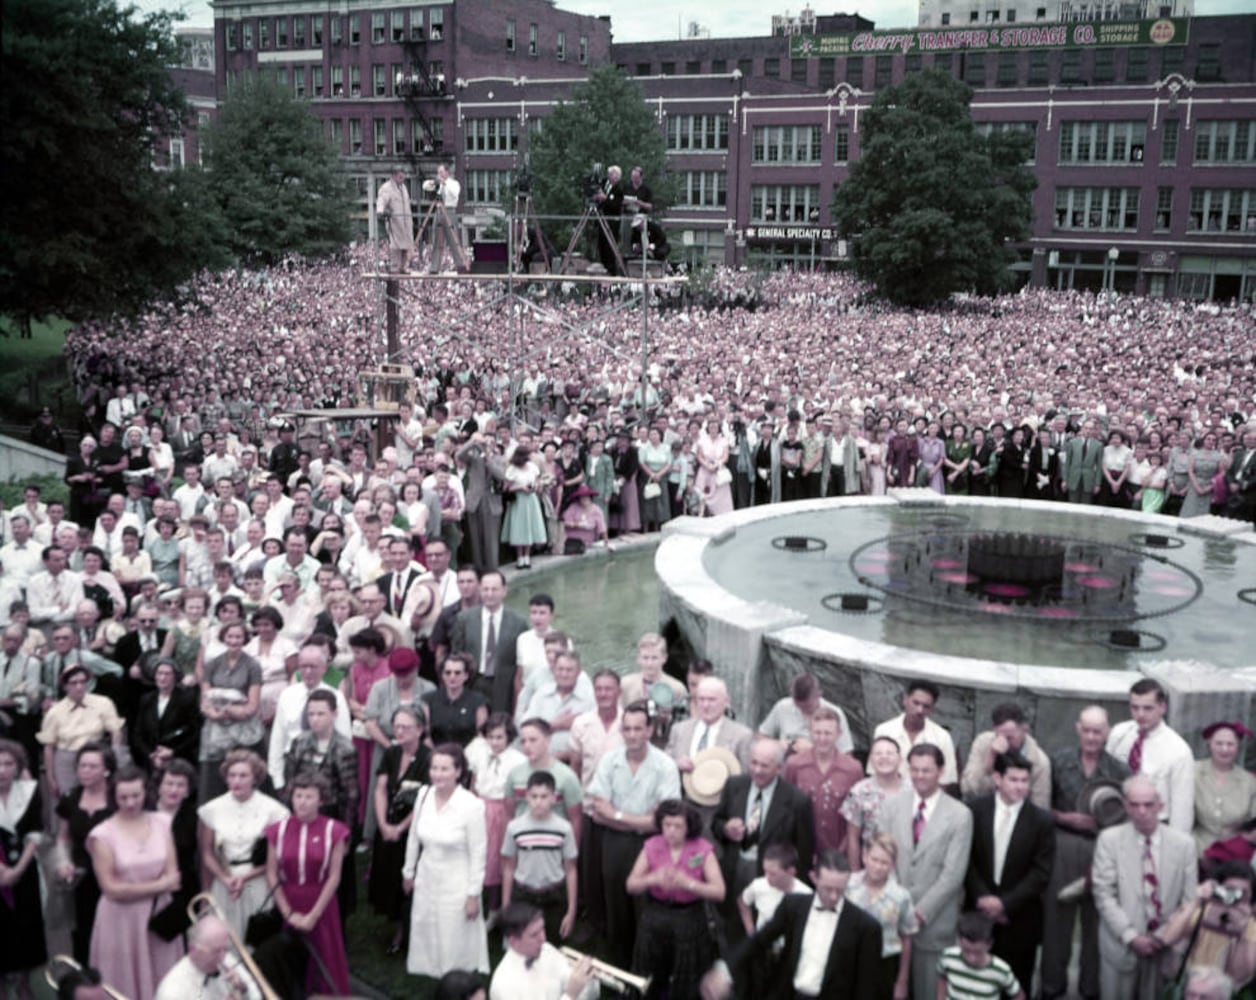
(501, 447), (547, 569)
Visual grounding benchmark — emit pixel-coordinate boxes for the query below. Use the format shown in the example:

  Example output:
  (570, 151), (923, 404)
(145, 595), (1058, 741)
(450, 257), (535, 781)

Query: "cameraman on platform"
(626, 166), (669, 263)
(426, 163), (462, 273)
(593, 164), (623, 275)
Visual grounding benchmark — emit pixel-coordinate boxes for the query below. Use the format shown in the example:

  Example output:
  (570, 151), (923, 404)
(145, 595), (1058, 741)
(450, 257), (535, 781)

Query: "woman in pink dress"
(340, 627), (392, 825)
(560, 485), (608, 548)
(87, 765), (183, 1000)
(265, 771), (351, 996)
(694, 419), (734, 516)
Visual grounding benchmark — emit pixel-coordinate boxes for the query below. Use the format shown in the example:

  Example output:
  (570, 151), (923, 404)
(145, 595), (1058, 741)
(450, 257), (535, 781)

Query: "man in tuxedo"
(1092, 776), (1198, 1000)
(456, 431), (506, 571)
(963, 751), (1056, 993)
(700, 849), (882, 1000)
(712, 737), (815, 945)
(451, 569), (526, 712)
(1063, 418), (1103, 503)
(880, 743), (973, 1000)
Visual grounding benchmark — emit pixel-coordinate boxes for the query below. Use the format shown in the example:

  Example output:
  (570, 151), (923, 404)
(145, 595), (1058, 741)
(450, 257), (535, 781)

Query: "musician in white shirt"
(489, 903), (597, 1000)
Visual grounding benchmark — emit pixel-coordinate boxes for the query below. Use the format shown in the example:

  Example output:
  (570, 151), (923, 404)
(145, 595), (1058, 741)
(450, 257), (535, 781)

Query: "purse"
(643, 482), (662, 500)
(715, 467), (733, 486)
(148, 894), (189, 941)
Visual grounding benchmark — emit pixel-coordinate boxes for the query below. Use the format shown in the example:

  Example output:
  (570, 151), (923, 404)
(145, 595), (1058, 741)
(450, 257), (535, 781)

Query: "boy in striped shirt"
(937, 911), (1024, 1000)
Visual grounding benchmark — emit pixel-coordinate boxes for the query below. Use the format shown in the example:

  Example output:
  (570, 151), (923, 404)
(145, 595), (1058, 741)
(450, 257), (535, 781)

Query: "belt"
(517, 881), (566, 896)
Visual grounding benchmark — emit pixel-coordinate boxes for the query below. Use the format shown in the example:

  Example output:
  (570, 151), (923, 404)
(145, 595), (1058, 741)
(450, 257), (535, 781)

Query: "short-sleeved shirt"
(204, 652), (262, 694)
(501, 810), (577, 890)
(37, 693), (124, 750)
(740, 875), (812, 934)
(422, 686), (488, 747)
(506, 759), (583, 818)
(937, 947), (1020, 999)
(587, 744), (680, 817)
(846, 871), (919, 957)
(759, 697), (855, 754)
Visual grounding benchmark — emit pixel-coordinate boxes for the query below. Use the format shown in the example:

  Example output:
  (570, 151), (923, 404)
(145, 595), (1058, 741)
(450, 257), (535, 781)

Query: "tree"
(0, 0), (228, 336)
(526, 66), (673, 247)
(832, 70), (1035, 307)
(202, 78), (352, 266)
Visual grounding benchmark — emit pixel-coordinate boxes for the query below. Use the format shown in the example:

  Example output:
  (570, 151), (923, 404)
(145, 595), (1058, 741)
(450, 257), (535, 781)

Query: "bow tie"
(524, 957), (537, 970)
(815, 904), (839, 913)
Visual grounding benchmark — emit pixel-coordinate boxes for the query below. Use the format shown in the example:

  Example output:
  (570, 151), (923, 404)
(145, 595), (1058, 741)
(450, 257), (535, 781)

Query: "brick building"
(205, 2), (1256, 299)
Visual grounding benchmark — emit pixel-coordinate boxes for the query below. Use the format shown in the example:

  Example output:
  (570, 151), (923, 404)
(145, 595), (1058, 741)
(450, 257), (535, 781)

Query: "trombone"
(560, 946), (651, 996)
(44, 955), (130, 1000)
(187, 891), (281, 1000)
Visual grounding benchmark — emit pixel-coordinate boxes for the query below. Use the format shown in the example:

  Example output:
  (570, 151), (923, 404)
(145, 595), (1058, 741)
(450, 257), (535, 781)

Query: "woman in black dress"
(422, 652), (488, 748)
(995, 425), (1028, 499)
(369, 706), (431, 954)
(150, 758), (199, 943)
(556, 438), (586, 514)
(54, 742), (117, 963)
(0, 739), (46, 998)
(969, 426), (995, 497)
(65, 435), (104, 528)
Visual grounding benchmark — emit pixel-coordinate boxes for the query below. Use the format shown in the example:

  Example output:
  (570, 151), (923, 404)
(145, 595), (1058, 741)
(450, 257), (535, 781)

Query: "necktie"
(1128, 728), (1146, 773)
(485, 613), (497, 669)
(913, 797), (927, 846)
(745, 790), (763, 848)
(1081, 440), (1089, 461)
(697, 725), (710, 752)
(993, 804), (1012, 884)
(1143, 835), (1163, 930)
(300, 692), (311, 731)
(393, 574), (404, 613)
(227, 537), (235, 556)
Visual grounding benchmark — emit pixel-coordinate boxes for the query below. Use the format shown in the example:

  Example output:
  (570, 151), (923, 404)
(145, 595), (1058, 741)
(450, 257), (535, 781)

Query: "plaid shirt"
(283, 731), (359, 825)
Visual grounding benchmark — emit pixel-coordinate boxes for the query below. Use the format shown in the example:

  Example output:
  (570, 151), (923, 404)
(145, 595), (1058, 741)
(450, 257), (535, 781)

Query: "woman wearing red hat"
(1194, 720), (1256, 857)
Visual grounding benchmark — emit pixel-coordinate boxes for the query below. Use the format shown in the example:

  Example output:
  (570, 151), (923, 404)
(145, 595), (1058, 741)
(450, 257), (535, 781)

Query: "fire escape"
(399, 23), (447, 164)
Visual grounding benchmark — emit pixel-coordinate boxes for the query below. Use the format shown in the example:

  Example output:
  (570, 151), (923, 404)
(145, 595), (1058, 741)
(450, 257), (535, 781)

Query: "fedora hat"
(1077, 777), (1126, 830)
(682, 746), (742, 807)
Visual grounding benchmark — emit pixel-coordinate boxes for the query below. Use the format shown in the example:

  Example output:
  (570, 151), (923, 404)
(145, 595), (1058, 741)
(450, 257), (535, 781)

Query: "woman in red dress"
(264, 771), (350, 995)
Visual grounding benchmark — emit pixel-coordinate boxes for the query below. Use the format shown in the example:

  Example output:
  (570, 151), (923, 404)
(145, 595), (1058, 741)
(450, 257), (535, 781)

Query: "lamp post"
(1106, 246), (1120, 295)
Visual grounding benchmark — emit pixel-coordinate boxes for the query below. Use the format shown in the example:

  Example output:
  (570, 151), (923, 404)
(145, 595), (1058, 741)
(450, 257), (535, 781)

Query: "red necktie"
(1143, 835), (1163, 930)
(1128, 729), (1146, 773)
(912, 798), (927, 846)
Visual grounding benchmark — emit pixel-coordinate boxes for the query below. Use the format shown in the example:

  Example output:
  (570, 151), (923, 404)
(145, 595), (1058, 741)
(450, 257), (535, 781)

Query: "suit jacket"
(1063, 435), (1102, 493)
(729, 893), (882, 1000)
(881, 789), (973, 952)
(963, 794), (1055, 942)
(1092, 822), (1198, 972)
(712, 774), (815, 886)
(378, 567), (427, 618)
(113, 628), (168, 671)
(1226, 446), (1256, 494)
(456, 441), (506, 516)
(131, 686), (201, 766)
(665, 717), (754, 771)
(451, 605), (527, 712)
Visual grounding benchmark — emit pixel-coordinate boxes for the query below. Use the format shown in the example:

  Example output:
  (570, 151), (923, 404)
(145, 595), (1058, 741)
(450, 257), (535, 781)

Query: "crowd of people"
(1, 253), (1254, 1000)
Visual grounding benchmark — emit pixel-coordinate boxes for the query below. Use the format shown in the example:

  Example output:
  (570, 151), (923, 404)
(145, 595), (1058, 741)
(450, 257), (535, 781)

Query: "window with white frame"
(1057, 121), (1146, 165)
(750, 184), (821, 222)
(1193, 121), (1255, 165)
(676, 171), (727, 208)
(753, 125), (822, 164)
(666, 114), (729, 151)
(1187, 188), (1256, 232)
(464, 118), (519, 153)
(1053, 186), (1140, 230)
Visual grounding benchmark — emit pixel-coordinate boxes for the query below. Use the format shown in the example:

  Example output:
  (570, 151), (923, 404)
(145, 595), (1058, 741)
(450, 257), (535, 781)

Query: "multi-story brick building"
(207, 2), (1255, 299)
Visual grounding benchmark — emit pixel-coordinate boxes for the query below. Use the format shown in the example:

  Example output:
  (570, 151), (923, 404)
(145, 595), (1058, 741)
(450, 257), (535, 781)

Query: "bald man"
(155, 915), (262, 1000)
(666, 676), (754, 775)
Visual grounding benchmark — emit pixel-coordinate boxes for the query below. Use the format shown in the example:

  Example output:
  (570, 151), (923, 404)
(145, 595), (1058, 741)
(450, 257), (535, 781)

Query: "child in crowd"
(937, 911), (1024, 1000)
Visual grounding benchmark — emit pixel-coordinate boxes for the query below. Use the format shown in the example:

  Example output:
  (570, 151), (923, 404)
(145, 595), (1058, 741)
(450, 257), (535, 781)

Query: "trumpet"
(187, 892), (281, 1000)
(560, 946), (651, 996)
(44, 955), (130, 1000)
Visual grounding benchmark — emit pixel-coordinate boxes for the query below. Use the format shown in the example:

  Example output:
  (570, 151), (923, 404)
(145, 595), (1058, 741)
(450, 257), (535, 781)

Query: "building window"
(1196, 43), (1220, 82)
(258, 19), (269, 48)
(1161, 46), (1184, 76)
(464, 118), (520, 153)
(694, 60), (708, 76)
(373, 65), (385, 96)
(390, 63), (402, 95)
(997, 51), (1017, 86)
(243, 21), (253, 49)
(226, 23), (237, 50)
(846, 56), (863, 88)
(393, 118), (406, 155)
(1155, 187), (1173, 231)
(1187, 189), (1256, 232)
(312, 15), (323, 45)
(428, 117), (443, 150)
(506, 19), (515, 51)
(330, 17), (341, 46)
(313, 66), (324, 97)
(1058, 121), (1146, 165)
(528, 23), (538, 56)
(1028, 50), (1048, 85)
(1126, 47), (1149, 82)
(1007, 9), (1016, 21)
(753, 125), (822, 164)
(557, 31), (566, 61)
(430, 9), (443, 40)
(293, 16), (305, 46)
(1060, 49), (1083, 83)
(371, 13), (384, 44)
(350, 65), (361, 97)
(409, 9), (423, 40)
(819, 57), (836, 87)
(974, 120), (1037, 163)
(766, 57), (781, 78)
(677, 171), (727, 208)
(636, 62), (651, 75)
(1093, 48), (1115, 82)
(713, 58), (727, 73)
(904, 53), (922, 76)
(835, 125), (850, 164)
(579, 35), (588, 64)
(274, 66), (287, 87)
(751, 184), (821, 222)
(329, 119), (343, 150)
(986, 9), (1000, 21)
(294, 67), (305, 97)
(963, 53), (986, 86)
(465, 169), (513, 204)
(791, 59), (808, 83)
(374, 119), (386, 156)
(349, 15), (360, 45)
(875, 55), (892, 88)
(276, 17), (288, 47)
(169, 138), (184, 170)
(331, 66), (344, 96)
(1161, 119), (1179, 164)
(1194, 121), (1256, 165)
(667, 114), (730, 151)
(941, 12), (951, 23)
(661, 61), (675, 75)
(738, 57), (754, 77)
(349, 119), (362, 154)
(391, 12), (405, 43)
(1053, 187), (1140, 230)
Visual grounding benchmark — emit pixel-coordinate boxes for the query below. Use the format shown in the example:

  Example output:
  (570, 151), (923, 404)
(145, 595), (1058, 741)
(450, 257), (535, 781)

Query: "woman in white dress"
(401, 742), (489, 978)
(243, 605), (297, 724)
(196, 748), (289, 941)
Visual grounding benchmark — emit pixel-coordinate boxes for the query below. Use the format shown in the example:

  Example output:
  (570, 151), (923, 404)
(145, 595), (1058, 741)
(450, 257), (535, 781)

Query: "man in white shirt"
(0, 515), (43, 590)
(26, 545), (85, 631)
(871, 680), (959, 787)
(172, 464), (208, 521)
(759, 672), (854, 756)
(1104, 678), (1194, 832)
(155, 914), (262, 1000)
(489, 903), (596, 1000)
(267, 640), (351, 789)
(516, 594), (568, 701)
(517, 650), (594, 759)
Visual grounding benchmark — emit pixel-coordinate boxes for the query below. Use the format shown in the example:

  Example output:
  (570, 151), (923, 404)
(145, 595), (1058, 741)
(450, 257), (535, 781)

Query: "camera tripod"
(558, 202), (627, 277)
(414, 195), (469, 273)
(512, 193), (551, 273)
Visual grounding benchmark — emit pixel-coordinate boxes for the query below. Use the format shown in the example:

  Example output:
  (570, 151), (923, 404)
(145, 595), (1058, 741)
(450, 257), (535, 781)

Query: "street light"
(1106, 246), (1119, 294)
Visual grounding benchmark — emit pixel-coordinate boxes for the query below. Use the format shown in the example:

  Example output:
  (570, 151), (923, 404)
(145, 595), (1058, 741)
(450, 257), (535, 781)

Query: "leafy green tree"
(832, 70), (1035, 307)
(526, 66), (673, 246)
(0, 0), (228, 336)
(202, 78), (352, 265)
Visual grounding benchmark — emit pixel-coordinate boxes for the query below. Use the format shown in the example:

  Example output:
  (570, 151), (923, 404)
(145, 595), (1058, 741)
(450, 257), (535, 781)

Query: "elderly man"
(668, 675), (754, 775)
(517, 650), (594, 761)
(1106, 677), (1194, 832)
(155, 914), (262, 1000)
(266, 640), (351, 789)
(0, 622), (42, 759)
(960, 702), (1053, 809)
(1092, 776), (1197, 1000)
(376, 166), (415, 273)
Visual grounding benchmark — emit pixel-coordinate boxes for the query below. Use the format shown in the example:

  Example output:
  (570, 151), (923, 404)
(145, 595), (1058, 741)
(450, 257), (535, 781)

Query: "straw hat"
(682, 746), (742, 807)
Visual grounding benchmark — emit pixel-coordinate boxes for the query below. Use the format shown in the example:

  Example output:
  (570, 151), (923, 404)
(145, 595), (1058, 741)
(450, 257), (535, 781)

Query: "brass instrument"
(560, 946), (651, 996)
(187, 892), (281, 1000)
(44, 955), (131, 1000)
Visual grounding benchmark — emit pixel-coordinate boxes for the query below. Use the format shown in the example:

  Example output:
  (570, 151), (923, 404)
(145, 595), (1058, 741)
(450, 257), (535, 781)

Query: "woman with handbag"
(501, 447), (548, 570)
(369, 706), (432, 954)
(197, 621), (263, 801)
(694, 418), (734, 516)
(87, 764), (183, 1000)
(638, 426), (673, 532)
(197, 749), (288, 942)
(264, 771), (352, 996)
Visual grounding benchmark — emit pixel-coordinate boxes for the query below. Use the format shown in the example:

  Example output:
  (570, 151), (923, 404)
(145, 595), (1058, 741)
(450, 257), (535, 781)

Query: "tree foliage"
(832, 70), (1035, 307)
(202, 77), (352, 266)
(0, 0), (228, 334)
(526, 66), (673, 243)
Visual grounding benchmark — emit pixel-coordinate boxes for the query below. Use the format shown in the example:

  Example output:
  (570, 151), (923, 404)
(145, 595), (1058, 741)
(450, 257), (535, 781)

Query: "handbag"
(245, 900), (284, 947)
(643, 482), (662, 500)
(148, 893), (189, 941)
(715, 466), (732, 486)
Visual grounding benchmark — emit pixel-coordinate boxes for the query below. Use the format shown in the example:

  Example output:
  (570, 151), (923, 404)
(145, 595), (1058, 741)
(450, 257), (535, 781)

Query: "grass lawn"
(0, 315), (78, 425)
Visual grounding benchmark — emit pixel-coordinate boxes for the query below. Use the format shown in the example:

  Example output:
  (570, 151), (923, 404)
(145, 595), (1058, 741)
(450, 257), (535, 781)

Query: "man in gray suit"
(450, 569), (526, 713)
(456, 430), (505, 571)
(1062, 419), (1103, 503)
(667, 677), (754, 774)
(1092, 776), (1198, 1000)
(881, 743), (974, 1000)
